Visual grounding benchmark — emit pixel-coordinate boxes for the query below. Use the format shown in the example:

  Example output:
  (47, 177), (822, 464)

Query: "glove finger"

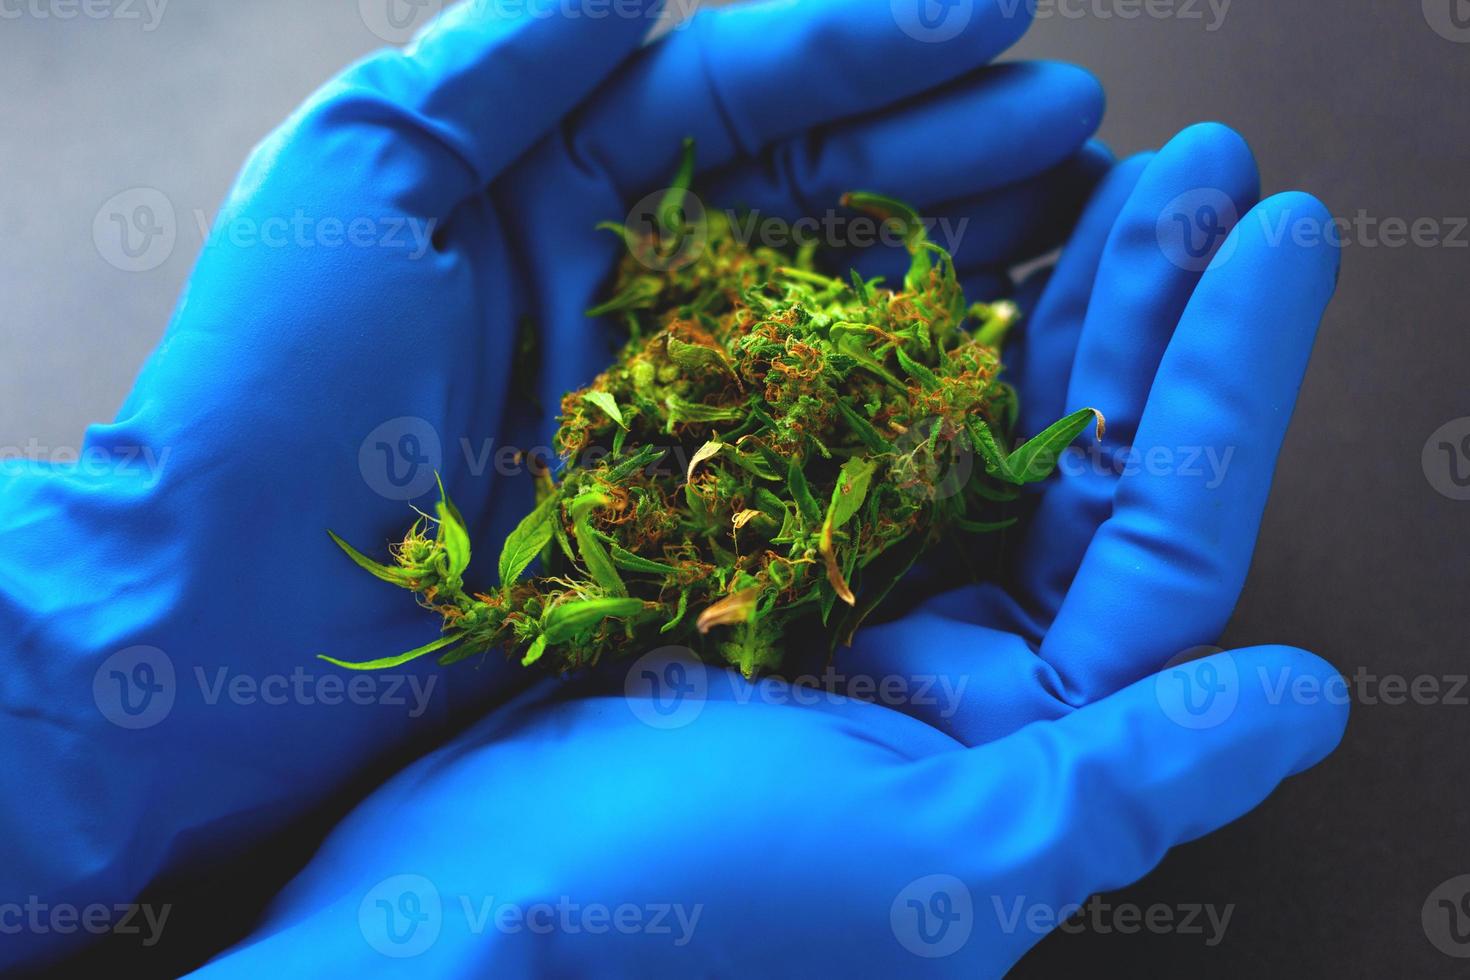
(1005, 152), (1151, 440)
(904, 646), (1346, 970)
(283, 0), (659, 217)
(1040, 192), (1341, 701)
(840, 589), (1071, 747)
(701, 62), (1103, 233)
(576, 0), (1039, 194)
(1010, 123), (1260, 631)
(840, 139), (1115, 286)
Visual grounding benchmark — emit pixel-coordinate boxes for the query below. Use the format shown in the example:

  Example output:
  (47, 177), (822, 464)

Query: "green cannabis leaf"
(581, 390), (627, 430)
(497, 493), (558, 587)
(320, 140), (1102, 678)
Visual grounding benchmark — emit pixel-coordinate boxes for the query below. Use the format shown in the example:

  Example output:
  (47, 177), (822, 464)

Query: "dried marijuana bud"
(321, 141), (1101, 679)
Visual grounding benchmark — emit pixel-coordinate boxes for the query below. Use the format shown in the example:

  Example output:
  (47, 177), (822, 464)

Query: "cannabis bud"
(322, 140), (1101, 679)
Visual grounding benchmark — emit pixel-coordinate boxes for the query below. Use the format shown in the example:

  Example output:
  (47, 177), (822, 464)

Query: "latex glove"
(0, 0), (1108, 969)
(188, 124), (1346, 977)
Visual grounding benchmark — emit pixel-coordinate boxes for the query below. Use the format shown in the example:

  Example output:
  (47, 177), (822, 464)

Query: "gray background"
(2, 2), (1467, 976)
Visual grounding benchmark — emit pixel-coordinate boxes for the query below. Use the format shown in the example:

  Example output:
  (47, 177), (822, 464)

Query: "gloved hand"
(186, 125), (1346, 977)
(0, 0), (1109, 969)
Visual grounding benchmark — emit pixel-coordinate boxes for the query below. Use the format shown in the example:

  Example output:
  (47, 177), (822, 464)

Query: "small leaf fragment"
(823, 540), (856, 607)
(520, 634), (549, 667)
(317, 632), (462, 671)
(436, 498), (472, 581)
(787, 458), (821, 526)
(1009, 408), (1104, 483)
(894, 347), (940, 390)
(667, 334), (734, 378)
(658, 136), (697, 234)
(541, 597), (648, 644)
(327, 531), (412, 587)
(570, 493), (627, 597)
(824, 456), (878, 533)
(498, 493), (558, 586)
(696, 587), (761, 634)
(687, 440), (722, 483)
(661, 589), (691, 634)
(609, 544), (679, 575)
(582, 390), (627, 429)
(665, 394), (745, 427)
(835, 399), (893, 453)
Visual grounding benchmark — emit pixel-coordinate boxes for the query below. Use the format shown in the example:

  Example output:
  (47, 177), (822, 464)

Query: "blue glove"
(0, 0), (1107, 969)
(187, 124), (1346, 976)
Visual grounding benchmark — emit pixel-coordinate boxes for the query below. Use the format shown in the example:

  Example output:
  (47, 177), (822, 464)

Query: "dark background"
(1009, 4), (1470, 977)
(1, 2), (1466, 976)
